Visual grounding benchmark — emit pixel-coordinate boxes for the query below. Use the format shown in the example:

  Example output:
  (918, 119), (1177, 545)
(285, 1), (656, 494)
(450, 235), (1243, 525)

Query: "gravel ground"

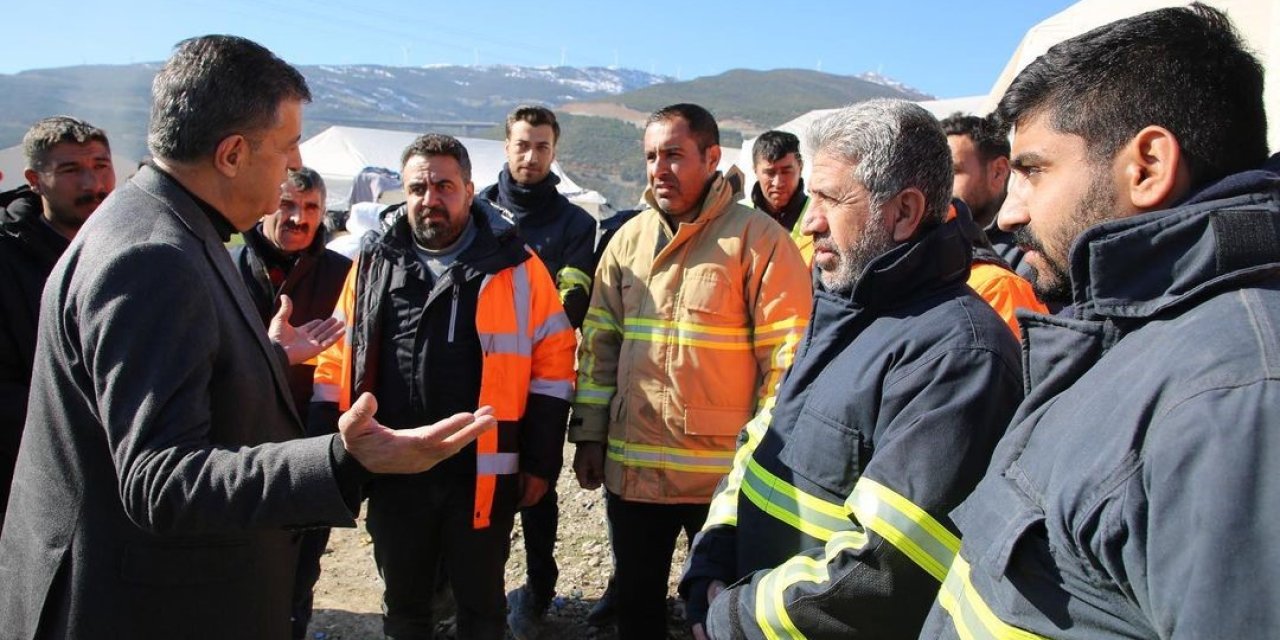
(305, 443), (697, 640)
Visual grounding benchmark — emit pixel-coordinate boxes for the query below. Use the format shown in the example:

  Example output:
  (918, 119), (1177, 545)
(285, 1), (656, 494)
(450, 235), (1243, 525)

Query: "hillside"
(561, 68), (933, 135)
(1, 63), (915, 207)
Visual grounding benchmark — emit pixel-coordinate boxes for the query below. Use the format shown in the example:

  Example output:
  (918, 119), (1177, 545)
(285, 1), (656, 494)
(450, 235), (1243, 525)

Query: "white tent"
(732, 95), (988, 196)
(986, 0), (1279, 151)
(0, 144), (136, 192)
(300, 126), (607, 217)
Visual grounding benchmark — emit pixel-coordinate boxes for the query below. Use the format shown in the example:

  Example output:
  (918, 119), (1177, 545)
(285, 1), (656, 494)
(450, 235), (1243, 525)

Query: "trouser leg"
(443, 475), (517, 640)
(520, 485), (559, 603)
(291, 527), (332, 639)
(366, 474), (447, 640)
(607, 492), (687, 640)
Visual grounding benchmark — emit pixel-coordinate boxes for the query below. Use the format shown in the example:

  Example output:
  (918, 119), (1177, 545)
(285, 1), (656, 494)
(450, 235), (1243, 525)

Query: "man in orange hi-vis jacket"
(311, 134), (576, 640)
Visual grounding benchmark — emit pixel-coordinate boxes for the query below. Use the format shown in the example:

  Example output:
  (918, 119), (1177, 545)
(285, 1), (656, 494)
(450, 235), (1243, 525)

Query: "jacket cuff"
(568, 404), (609, 443)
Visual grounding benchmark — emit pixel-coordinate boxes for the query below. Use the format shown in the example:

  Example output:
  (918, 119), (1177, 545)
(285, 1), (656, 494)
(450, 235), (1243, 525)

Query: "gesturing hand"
(338, 392), (497, 474)
(270, 295), (344, 365)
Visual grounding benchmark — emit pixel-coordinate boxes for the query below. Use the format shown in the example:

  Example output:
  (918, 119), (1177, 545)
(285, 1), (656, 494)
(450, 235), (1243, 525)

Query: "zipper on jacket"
(448, 284), (459, 343)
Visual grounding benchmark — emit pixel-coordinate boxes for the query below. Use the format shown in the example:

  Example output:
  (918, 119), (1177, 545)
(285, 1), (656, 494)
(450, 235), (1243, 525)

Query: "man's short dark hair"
(22, 116), (110, 171)
(287, 167), (326, 201)
(997, 3), (1266, 187)
(401, 133), (472, 182)
(646, 103), (719, 154)
(939, 113), (1009, 162)
(148, 35), (311, 163)
(506, 105), (561, 143)
(752, 130), (802, 165)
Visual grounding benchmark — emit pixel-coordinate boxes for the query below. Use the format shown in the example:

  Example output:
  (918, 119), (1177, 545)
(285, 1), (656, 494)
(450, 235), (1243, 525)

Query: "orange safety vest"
(314, 253), (576, 528)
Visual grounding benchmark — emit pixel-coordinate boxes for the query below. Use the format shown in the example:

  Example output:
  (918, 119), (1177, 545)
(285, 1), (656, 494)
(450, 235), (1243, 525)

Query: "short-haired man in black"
(477, 104), (597, 639)
(921, 5), (1280, 638)
(230, 166), (353, 640)
(0, 116), (114, 529)
(747, 130), (813, 263)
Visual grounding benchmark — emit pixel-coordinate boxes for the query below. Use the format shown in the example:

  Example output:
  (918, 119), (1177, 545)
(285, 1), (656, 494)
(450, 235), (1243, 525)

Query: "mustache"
(1011, 226), (1047, 253)
(73, 192), (109, 207)
(281, 220), (310, 233)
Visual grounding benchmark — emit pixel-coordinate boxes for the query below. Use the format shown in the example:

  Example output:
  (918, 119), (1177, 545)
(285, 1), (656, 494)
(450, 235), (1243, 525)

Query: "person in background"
(0, 116), (114, 530)
(746, 130), (813, 264)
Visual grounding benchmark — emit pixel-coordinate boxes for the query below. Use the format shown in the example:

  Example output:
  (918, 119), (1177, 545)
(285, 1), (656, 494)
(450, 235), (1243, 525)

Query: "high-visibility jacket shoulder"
(921, 160), (1280, 640)
(968, 261), (1047, 339)
(312, 203), (576, 528)
(741, 189), (814, 268)
(682, 214), (1023, 638)
(571, 174), (812, 504)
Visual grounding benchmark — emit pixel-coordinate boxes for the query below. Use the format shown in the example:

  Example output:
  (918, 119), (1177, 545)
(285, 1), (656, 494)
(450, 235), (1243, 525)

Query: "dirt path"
(307, 443), (697, 640)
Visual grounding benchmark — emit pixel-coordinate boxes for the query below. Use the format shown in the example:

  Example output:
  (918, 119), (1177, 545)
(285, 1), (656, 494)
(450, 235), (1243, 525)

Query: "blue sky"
(0, 0), (1077, 98)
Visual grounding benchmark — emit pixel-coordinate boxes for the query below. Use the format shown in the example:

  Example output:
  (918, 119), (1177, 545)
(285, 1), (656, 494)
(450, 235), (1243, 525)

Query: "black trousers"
(517, 485), (559, 603)
(606, 491), (709, 640)
(366, 472), (517, 640)
(291, 527), (332, 639)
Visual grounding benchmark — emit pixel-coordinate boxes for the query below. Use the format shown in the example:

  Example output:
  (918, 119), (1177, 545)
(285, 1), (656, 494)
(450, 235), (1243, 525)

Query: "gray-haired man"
(680, 98), (1023, 639)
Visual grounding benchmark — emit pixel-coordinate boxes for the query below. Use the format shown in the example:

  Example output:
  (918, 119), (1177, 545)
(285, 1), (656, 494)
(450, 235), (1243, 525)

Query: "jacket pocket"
(778, 406), (861, 493)
(951, 467), (1049, 581)
(679, 267), (740, 321)
(120, 538), (253, 586)
(684, 404), (752, 437)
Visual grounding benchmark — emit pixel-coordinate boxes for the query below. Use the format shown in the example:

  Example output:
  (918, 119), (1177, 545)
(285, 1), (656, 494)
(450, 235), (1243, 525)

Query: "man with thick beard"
(311, 134), (576, 640)
(679, 99), (1023, 639)
(919, 5), (1280, 638)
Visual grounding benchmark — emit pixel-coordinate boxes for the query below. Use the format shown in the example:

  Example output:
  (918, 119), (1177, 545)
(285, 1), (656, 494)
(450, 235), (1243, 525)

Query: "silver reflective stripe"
(534, 310), (572, 342)
(479, 332), (531, 356)
(513, 262), (531, 339)
(311, 383), (339, 402)
(476, 452), (519, 474)
(530, 378), (574, 401)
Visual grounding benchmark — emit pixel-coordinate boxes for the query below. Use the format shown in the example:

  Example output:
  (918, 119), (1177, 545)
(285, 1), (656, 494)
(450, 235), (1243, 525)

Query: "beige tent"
(986, 0), (1279, 151)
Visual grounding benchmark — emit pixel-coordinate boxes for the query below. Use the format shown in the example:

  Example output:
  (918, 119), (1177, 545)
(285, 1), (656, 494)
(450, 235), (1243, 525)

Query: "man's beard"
(816, 213), (898, 296)
(1013, 168), (1116, 305)
(412, 206), (466, 250)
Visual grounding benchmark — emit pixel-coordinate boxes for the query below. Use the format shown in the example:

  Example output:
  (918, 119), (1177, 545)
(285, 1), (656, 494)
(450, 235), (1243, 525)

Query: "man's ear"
(986, 155), (1010, 194)
(704, 144), (722, 174)
(1118, 125), (1190, 213)
(23, 168), (39, 193)
(888, 188), (928, 242)
(213, 134), (248, 179)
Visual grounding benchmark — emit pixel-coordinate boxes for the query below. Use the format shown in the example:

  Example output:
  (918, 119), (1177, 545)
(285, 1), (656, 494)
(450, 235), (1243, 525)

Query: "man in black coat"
(230, 166), (352, 640)
(0, 35), (494, 640)
(0, 116), (115, 530)
(477, 105), (597, 639)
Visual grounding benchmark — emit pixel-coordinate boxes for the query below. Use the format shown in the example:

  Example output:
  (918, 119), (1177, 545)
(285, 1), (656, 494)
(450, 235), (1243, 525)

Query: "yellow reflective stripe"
(606, 438), (734, 474)
(938, 554), (1049, 640)
(584, 307), (620, 332)
(575, 381), (614, 405)
(557, 266), (593, 292)
(741, 457), (852, 542)
(847, 478), (960, 582)
(754, 529), (870, 640)
(704, 405), (773, 529)
(626, 317), (752, 336)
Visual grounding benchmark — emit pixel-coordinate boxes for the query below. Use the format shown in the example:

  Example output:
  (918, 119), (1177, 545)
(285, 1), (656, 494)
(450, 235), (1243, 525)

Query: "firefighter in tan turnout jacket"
(570, 103), (811, 640)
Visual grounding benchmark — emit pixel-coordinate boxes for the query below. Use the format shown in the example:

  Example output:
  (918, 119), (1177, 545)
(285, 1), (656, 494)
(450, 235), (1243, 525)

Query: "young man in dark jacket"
(919, 6), (1280, 639)
(230, 166), (351, 640)
(0, 116), (114, 529)
(680, 99), (1023, 639)
(312, 134), (576, 640)
(475, 105), (597, 639)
